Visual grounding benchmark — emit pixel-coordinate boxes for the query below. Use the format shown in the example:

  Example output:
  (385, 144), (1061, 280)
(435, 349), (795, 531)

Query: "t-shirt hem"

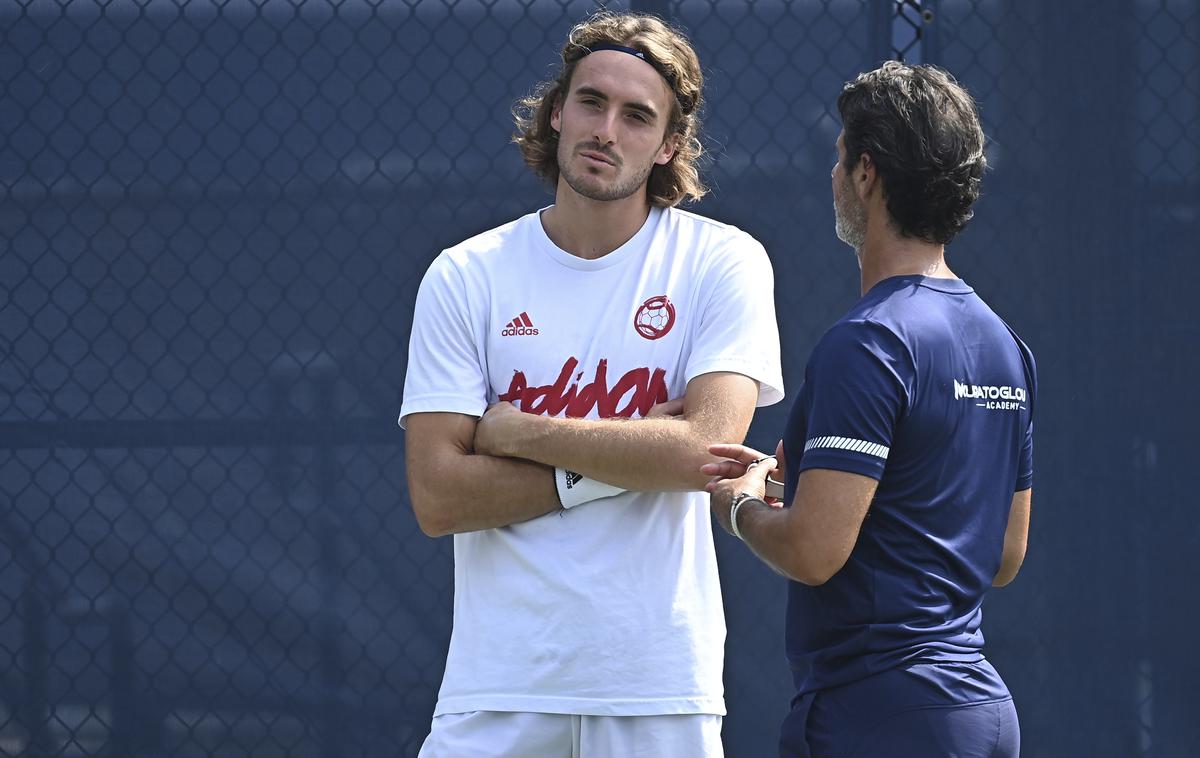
(397, 395), (486, 428)
(686, 358), (784, 407)
(433, 694), (726, 718)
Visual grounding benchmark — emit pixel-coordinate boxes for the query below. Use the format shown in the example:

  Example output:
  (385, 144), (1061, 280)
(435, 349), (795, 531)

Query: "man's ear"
(549, 96), (563, 134)
(655, 132), (680, 166)
(855, 153), (877, 201)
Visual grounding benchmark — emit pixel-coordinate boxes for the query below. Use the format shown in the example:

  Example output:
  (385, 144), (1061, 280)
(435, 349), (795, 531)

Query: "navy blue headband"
(584, 43), (677, 89)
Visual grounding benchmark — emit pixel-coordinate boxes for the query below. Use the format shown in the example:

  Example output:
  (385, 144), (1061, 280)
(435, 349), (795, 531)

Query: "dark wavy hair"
(513, 11), (706, 207)
(838, 62), (987, 244)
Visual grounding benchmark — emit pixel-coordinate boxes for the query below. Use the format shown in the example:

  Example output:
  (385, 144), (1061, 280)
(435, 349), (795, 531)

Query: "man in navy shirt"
(705, 62), (1035, 757)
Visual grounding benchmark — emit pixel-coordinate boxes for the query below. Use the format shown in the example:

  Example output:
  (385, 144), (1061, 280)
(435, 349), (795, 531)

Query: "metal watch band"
(729, 492), (766, 541)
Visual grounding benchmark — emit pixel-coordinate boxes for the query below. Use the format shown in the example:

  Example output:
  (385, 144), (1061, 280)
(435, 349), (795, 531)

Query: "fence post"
(919, 0), (941, 65)
(869, 0), (894, 66)
(105, 600), (135, 757)
(21, 586), (50, 758)
(315, 368), (345, 758)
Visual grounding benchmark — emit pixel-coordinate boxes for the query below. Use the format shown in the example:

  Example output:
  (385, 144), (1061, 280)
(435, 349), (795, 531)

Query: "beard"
(558, 141), (654, 202)
(833, 171), (868, 251)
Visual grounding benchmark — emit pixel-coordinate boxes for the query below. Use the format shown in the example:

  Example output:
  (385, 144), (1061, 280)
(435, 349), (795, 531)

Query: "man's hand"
(474, 401), (526, 458)
(646, 398), (684, 418)
(702, 443), (784, 536)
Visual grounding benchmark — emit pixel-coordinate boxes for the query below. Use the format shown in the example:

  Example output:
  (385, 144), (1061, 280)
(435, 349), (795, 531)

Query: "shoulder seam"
(442, 215), (528, 257)
(667, 206), (743, 233)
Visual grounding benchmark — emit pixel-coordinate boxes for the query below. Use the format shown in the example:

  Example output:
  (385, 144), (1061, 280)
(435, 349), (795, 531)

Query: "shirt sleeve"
(684, 234), (785, 407)
(398, 252), (488, 428)
(1014, 336), (1037, 491)
(796, 320), (914, 480)
(1015, 420), (1034, 491)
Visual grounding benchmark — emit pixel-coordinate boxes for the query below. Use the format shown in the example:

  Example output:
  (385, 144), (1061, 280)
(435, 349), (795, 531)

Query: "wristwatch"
(729, 492), (767, 541)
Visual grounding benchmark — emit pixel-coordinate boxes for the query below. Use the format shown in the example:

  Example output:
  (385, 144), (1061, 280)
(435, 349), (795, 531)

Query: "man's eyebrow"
(574, 86), (660, 120)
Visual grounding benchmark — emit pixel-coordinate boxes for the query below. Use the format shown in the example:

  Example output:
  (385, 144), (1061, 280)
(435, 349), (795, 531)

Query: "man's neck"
(856, 215), (954, 295)
(541, 184), (654, 260)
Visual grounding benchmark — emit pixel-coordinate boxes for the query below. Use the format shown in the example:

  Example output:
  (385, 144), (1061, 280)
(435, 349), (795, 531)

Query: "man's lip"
(579, 150), (615, 166)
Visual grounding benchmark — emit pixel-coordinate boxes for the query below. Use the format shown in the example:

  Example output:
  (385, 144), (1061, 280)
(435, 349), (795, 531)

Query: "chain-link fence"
(1, 1), (1196, 756)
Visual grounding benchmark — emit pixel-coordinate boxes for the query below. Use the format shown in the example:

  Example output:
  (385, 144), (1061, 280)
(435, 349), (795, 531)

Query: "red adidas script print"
(498, 357), (668, 419)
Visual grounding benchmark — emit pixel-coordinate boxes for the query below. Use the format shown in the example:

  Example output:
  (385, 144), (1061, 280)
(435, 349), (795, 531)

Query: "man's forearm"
(708, 464), (877, 586)
(496, 414), (722, 492)
(725, 500), (809, 581)
(407, 428), (561, 536)
(474, 372), (761, 493)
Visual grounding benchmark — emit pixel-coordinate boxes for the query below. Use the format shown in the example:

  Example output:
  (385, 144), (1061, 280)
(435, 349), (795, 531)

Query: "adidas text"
(501, 326), (539, 336)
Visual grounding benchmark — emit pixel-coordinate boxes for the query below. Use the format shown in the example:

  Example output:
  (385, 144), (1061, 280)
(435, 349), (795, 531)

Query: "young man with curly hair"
(705, 62), (1035, 757)
(400, 12), (783, 757)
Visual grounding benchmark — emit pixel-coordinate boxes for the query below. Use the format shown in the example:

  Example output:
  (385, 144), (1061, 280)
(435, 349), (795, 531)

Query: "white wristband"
(555, 468), (626, 509)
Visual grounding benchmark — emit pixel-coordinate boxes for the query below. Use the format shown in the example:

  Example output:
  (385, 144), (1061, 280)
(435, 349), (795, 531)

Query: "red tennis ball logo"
(634, 295), (676, 340)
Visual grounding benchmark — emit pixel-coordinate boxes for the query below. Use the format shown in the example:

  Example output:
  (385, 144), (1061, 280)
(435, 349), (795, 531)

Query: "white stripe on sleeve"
(803, 435), (890, 460)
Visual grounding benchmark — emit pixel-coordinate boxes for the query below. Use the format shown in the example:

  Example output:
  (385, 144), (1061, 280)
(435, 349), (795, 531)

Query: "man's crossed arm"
(405, 371), (759, 537)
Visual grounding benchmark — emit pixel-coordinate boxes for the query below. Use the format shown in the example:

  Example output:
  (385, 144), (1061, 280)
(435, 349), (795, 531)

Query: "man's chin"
(572, 184), (611, 201)
(835, 219), (866, 252)
(567, 180), (627, 203)
(561, 164), (648, 203)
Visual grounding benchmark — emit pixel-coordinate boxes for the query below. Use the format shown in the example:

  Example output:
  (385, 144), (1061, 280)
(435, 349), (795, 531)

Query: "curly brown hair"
(513, 11), (706, 207)
(838, 62), (987, 245)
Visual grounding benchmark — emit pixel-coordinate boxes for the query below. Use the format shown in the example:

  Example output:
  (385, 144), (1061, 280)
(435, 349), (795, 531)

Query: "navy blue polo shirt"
(782, 275), (1036, 700)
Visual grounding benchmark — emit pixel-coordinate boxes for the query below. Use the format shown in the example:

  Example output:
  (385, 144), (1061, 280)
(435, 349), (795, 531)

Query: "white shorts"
(417, 710), (724, 758)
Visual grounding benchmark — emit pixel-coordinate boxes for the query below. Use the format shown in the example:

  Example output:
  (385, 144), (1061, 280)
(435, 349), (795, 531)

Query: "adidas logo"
(501, 311), (539, 337)
(564, 471), (583, 489)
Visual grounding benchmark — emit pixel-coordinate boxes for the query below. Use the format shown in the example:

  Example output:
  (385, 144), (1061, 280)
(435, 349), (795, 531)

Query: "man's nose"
(593, 111), (618, 146)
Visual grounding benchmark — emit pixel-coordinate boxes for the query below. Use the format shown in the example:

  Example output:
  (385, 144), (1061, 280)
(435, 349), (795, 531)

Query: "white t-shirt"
(400, 205), (784, 717)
